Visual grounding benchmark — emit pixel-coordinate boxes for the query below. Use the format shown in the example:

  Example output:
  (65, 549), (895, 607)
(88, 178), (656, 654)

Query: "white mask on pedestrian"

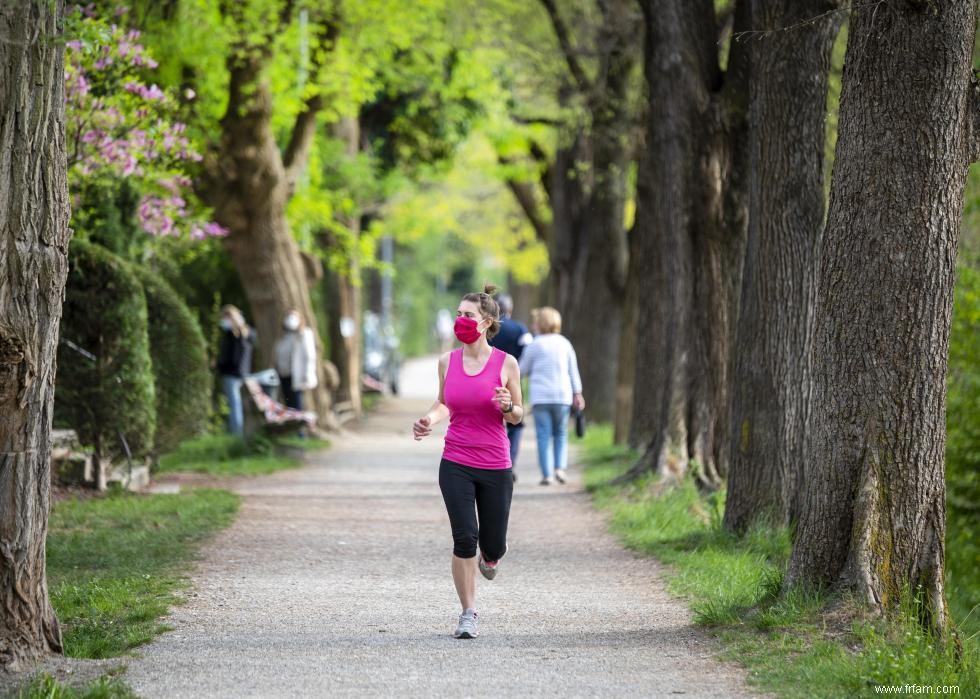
(220, 318), (233, 331)
(284, 314), (301, 331)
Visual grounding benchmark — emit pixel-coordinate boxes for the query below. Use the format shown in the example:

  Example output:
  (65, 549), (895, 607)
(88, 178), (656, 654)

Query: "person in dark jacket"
(489, 294), (533, 480)
(216, 305), (256, 437)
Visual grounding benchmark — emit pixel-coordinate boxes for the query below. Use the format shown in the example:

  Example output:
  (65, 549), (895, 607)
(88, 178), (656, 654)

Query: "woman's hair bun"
(483, 282), (498, 296)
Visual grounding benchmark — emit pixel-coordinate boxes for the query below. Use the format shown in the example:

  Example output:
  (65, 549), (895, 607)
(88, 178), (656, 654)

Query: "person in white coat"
(274, 309), (318, 410)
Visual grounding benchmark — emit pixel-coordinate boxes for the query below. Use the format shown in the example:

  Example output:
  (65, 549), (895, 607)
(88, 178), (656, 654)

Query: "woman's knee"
(453, 532), (479, 559)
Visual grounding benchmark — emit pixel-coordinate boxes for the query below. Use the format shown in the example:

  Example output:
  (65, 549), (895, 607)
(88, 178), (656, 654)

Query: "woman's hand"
(573, 393), (585, 412)
(493, 386), (513, 412)
(413, 415), (432, 440)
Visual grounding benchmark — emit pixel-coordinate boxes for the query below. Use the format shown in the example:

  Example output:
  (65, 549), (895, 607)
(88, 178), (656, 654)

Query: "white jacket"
(276, 327), (319, 390)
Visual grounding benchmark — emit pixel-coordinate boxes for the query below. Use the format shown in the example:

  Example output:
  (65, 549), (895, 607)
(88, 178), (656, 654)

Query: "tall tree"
(199, 1), (340, 427)
(0, 0), (69, 668)
(536, 0), (641, 423)
(787, 0), (979, 634)
(623, 0), (750, 485)
(723, 0), (843, 532)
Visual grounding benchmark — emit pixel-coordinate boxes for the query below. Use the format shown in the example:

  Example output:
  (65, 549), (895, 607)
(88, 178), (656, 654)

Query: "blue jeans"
(506, 421), (524, 465)
(222, 375), (244, 437)
(532, 404), (571, 479)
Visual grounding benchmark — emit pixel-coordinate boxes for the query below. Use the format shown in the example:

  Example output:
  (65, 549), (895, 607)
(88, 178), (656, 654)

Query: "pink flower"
(66, 39), (83, 51)
(143, 84), (165, 101)
(204, 221), (230, 237)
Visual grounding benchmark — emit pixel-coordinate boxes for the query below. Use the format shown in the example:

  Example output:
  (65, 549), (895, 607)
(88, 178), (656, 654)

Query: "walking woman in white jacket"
(274, 309), (318, 410)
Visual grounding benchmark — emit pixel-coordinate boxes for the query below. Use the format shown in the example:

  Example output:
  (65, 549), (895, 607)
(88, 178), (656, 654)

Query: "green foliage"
(56, 240), (156, 461)
(46, 489), (239, 658)
(581, 426), (979, 698)
(70, 179), (145, 259)
(14, 674), (136, 699)
(156, 433), (303, 477)
(131, 267), (211, 455)
(146, 236), (250, 358)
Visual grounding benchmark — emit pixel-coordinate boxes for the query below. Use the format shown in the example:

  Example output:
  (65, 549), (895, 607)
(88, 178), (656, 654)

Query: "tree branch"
(528, 139), (554, 204)
(283, 10), (342, 193)
(507, 178), (553, 246)
(499, 154), (552, 246)
(539, 0), (592, 94)
(511, 114), (566, 127)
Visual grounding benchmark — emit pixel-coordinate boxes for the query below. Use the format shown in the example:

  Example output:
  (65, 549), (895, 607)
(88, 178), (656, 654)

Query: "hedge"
(55, 239), (156, 460)
(132, 267), (211, 456)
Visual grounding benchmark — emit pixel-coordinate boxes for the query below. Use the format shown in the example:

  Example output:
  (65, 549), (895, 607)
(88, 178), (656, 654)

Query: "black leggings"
(439, 459), (513, 560)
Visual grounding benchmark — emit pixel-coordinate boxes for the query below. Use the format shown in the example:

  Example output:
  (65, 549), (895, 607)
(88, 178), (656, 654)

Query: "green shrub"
(132, 267), (211, 455)
(55, 239), (156, 460)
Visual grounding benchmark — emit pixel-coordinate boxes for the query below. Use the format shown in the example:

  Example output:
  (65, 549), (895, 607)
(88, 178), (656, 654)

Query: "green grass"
(155, 433), (319, 477)
(46, 488), (239, 658)
(581, 425), (980, 698)
(13, 673), (137, 699)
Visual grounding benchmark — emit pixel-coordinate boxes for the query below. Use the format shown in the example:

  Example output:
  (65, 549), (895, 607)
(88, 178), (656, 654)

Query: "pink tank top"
(442, 348), (511, 469)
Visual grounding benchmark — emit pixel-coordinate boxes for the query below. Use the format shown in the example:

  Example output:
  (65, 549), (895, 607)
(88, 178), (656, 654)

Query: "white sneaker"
(555, 469), (567, 484)
(539, 477), (553, 486)
(454, 609), (478, 639)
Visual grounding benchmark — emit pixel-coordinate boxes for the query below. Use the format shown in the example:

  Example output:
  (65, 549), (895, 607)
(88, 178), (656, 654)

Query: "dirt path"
(126, 357), (759, 698)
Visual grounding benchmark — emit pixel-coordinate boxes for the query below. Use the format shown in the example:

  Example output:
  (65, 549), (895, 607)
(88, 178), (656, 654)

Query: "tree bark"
(787, 0), (977, 634)
(0, 0), (68, 669)
(202, 17), (338, 429)
(723, 0), (843, 532)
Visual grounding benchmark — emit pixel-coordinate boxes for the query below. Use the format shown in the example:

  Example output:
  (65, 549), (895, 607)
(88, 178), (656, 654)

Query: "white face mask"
(284, 315), (301, 331)
(220, 318), (233, 331)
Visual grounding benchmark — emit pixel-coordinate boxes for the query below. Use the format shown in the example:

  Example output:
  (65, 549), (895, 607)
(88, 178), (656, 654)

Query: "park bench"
(242, 373), (316, 436)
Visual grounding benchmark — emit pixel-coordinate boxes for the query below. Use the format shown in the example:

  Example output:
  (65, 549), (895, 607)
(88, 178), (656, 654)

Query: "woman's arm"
(568, 340), (585, 411)
(413, 353), (451, 440)
(494, 355), (524, 426)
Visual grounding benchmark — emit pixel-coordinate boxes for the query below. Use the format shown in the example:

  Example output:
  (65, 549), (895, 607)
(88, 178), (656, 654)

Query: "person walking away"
(519, 307), (585, 485)
(412, 284), (524, 639)
(488, 294), (533, 481)
(274, 309), (319, 411)
(216, 305), (256, 438)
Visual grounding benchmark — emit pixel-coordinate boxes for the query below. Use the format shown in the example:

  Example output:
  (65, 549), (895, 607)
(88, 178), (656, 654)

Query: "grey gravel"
(125, 357), (761, 698)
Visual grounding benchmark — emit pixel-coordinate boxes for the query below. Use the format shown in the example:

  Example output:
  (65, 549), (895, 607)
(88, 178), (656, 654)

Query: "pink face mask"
(454, 316), (482, 344)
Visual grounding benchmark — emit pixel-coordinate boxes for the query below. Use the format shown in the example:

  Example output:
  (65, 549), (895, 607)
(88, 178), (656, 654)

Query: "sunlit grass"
(47, 489), (239, 659)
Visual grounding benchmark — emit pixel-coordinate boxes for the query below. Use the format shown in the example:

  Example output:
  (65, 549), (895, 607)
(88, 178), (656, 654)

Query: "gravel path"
(126, 357), (760, 698)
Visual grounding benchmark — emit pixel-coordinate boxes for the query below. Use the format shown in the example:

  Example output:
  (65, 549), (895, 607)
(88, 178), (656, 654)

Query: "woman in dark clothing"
(216, 305), (255, 437)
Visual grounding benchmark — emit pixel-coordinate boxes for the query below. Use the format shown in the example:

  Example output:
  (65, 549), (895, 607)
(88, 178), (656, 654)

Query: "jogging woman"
(412, 284), (524, 639)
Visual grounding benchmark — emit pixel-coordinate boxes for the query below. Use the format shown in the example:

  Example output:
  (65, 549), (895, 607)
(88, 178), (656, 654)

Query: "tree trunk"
(540, 0), (639, 423)
(506, 272), (541, 327)
(0, 0), (68, 669)
(787, 0), (978, 634)
(324, 260), (362, 413)
(547, 133), (590, 310)
(203, 60), (336, 428)
(723, 0), (842, 532)
(324, 117), (362, 415)
(624, 0), (749, 484)
(613, 225), (639, 444)
(625, 0), (707, 476)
